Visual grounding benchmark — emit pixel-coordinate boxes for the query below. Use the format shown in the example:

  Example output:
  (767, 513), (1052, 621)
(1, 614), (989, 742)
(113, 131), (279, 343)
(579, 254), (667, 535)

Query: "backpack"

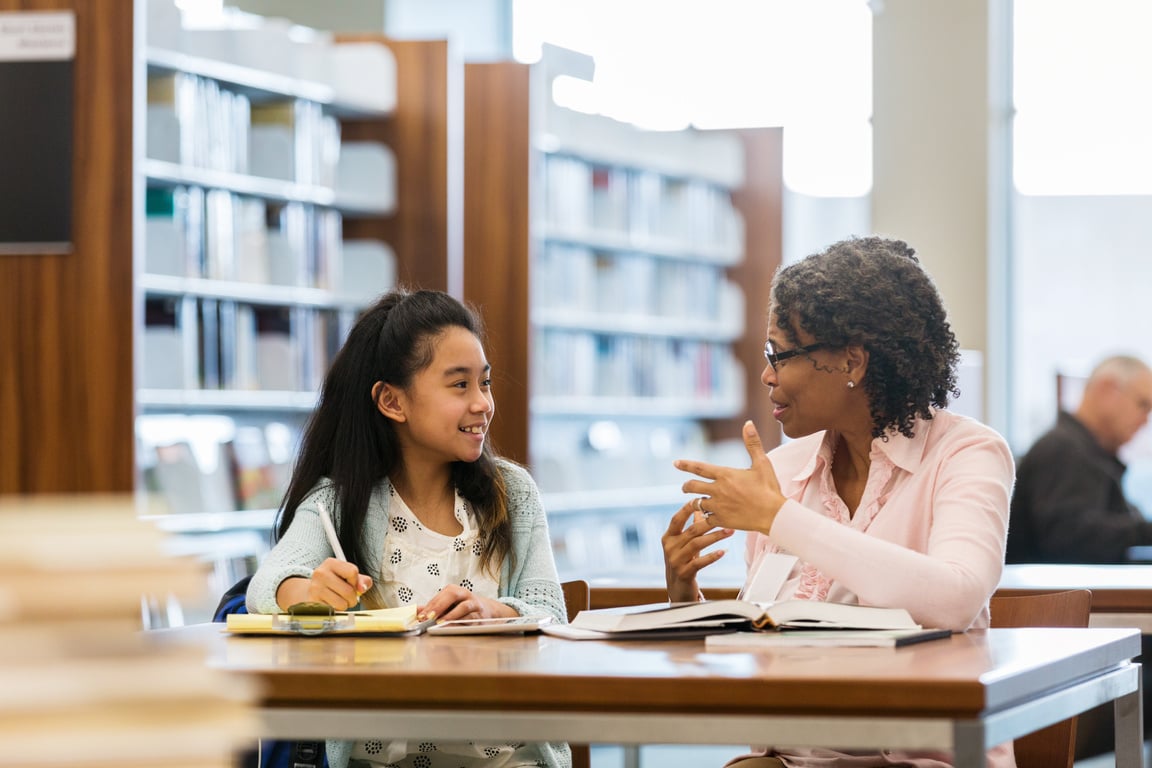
(213, 576), (329, 768)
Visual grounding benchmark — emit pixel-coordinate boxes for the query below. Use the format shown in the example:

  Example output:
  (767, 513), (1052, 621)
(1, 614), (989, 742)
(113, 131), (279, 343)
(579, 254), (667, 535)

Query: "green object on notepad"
(288, 602), (336, 616)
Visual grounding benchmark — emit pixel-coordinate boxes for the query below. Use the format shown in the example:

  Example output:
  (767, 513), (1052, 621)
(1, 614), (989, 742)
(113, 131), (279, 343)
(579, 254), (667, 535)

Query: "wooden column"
(461, 61), (531, 465)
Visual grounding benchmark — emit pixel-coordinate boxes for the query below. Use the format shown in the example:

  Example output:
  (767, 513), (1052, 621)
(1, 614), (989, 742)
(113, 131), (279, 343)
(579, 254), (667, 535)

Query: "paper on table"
(740, 552), (798, 602)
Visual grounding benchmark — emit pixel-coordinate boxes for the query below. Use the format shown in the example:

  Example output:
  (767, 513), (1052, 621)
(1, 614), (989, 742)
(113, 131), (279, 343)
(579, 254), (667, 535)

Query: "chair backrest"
(561, 580), (590, 623)
(588, 585), (739, 611)
(989, 588), (1093, 768)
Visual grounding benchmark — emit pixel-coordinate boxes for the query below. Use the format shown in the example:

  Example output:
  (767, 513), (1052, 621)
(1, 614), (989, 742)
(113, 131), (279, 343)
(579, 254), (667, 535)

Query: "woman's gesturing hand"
(674, 420), (786, 537)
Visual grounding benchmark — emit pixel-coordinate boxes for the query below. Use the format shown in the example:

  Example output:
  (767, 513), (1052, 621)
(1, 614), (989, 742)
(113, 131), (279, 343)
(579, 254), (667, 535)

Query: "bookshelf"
(129, 10), (461, 599)
(136, 20), (376, 523)
(0, 1), (460, 624)
(463, 50), (782, 582)
(135, 15), (463, 621)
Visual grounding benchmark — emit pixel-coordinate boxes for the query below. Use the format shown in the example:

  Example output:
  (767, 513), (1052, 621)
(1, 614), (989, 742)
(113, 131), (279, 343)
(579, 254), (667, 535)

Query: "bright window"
(512, 0), (872, 197)
(1014, 0), (1152, 195)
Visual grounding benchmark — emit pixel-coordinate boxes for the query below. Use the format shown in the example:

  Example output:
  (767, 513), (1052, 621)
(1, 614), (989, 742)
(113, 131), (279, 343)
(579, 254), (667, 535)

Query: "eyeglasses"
(763, 341), (830, 370)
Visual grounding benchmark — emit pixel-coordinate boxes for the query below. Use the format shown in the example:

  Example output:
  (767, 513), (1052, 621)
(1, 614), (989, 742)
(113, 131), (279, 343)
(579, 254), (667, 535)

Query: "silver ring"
(695, 497), (713, 517)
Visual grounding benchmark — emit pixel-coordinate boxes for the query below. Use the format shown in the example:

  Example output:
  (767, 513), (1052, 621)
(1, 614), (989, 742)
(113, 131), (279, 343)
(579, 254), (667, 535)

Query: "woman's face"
(760, 313), (854, 439)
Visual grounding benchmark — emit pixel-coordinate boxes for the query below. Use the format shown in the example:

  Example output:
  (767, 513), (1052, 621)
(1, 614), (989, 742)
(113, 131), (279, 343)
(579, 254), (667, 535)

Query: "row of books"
(148, 70), (342, 186)
(542, 153), (744, 252)
(0, 496), (256, 766)
(531, 329), (745, 401)
(532, 241), (744, 324)
(146, 187), (347, 289)
(143, 296), (344, 393)
(250, 99), (341, 186)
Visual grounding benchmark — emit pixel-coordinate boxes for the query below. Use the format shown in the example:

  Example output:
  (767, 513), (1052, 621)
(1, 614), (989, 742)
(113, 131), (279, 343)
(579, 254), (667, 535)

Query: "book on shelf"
(198, 297), (220, 389)
(248, 101), (297, 181)
(253, 304), (298, 390)
(704, 627), (952, 649)
(226, 425), (284, 510)
(569, 599), (922, 636)
(225, 604), (433, 636)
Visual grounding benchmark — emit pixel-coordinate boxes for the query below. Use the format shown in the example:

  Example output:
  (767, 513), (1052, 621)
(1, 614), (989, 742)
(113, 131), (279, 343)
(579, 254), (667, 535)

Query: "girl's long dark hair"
(276, 288), (512, 592)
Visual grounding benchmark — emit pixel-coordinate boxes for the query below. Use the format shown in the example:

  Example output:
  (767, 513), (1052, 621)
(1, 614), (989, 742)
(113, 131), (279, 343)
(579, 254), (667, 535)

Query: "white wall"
(871, 0), (992, 359)
(1011, 194), (1152, 447)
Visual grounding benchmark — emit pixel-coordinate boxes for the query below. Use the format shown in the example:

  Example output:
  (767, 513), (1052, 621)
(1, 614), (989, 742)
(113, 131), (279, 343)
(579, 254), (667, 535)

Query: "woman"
(247, 288), (569, 768)
(663, 236), (1015, 768)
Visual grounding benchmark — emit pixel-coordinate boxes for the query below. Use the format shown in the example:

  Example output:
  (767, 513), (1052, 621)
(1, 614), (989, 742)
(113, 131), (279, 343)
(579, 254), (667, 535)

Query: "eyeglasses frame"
(763, 341), (831, 370)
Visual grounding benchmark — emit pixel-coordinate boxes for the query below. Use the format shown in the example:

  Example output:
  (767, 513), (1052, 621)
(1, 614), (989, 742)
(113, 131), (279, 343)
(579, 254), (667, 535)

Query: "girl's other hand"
(418, 585), (518, 623)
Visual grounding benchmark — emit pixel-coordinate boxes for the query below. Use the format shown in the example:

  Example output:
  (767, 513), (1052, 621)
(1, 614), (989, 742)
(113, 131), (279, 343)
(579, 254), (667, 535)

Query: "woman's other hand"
(662, 498), (734, 603)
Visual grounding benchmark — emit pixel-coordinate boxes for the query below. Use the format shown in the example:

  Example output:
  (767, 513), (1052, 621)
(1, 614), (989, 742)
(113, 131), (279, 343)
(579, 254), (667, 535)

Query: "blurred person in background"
(1008, 354), (1152, 564)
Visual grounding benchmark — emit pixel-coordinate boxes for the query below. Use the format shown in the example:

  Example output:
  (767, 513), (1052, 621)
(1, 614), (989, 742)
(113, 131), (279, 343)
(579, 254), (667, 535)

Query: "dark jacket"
(1008, 411), (1152, 563)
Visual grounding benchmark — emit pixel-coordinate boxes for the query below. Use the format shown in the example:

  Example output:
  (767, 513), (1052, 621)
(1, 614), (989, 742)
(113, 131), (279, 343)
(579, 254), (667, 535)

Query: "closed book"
(705, 627), (952, 649)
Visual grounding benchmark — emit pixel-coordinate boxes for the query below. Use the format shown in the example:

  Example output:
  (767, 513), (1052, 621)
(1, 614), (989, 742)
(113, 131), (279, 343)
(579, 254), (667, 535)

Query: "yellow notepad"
(225, 604), (431, 636)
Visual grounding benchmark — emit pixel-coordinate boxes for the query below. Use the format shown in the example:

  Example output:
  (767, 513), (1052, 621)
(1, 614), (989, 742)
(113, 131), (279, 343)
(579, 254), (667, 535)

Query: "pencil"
(316, 502), (348, 562)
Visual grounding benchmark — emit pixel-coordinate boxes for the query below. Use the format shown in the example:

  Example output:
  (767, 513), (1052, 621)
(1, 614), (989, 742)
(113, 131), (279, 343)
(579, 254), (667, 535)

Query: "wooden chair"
(561, 579), (590, 621)
(559, 580), (591, 768)
(588, 585), (738, 610)
(989, 588), (1093, 768)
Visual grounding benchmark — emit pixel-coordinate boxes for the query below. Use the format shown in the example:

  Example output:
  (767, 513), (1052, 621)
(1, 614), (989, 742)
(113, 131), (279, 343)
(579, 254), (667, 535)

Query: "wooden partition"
(339, 36), (460, 295)
(0, 0), (135, 493)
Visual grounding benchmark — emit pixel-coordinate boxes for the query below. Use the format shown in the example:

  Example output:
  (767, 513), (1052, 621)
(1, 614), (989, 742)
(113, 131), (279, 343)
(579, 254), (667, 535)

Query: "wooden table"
(164, 624), (1145, 768)
(999, 563), (1152, 632)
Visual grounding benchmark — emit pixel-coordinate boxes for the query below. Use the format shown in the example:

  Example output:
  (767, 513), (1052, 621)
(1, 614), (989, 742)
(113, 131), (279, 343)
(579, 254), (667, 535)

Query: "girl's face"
(393, 326), (494, 465)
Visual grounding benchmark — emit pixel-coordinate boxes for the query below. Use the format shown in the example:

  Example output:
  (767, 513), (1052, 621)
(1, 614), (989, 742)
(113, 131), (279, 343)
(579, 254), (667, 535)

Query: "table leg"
(1115, 663), (1144, 768)
(952, 722), (986, 768)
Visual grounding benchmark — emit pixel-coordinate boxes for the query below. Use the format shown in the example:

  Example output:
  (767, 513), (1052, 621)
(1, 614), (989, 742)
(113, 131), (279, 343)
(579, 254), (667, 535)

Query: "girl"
(247, 287), (570, 768)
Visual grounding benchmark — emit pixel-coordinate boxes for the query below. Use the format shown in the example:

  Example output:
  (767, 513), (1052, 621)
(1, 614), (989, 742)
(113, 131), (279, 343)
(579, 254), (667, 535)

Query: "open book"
(225, 604), (433, 636)
(567, 599), (921, 636)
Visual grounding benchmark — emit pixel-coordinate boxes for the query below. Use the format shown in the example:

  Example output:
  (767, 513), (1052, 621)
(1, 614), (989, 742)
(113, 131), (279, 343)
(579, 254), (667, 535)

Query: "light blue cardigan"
(247, 459), (571, 768)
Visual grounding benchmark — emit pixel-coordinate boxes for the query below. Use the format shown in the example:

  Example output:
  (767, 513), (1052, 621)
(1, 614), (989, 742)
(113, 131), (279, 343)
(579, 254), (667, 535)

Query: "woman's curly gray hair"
(770, 236), (960, 439)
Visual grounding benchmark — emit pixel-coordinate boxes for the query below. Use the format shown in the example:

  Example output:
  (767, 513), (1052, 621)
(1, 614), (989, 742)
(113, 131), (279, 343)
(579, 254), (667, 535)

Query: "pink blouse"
(742, 408), (1016, 768)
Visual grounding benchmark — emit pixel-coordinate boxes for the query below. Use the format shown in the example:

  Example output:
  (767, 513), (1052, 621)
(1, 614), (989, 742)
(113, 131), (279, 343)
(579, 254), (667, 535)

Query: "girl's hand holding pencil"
(307, 503), (373, 610)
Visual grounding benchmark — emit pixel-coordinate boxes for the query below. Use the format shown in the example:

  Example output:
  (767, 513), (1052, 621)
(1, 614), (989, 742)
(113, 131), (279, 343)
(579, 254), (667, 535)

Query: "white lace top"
(351, 486), (546, 768)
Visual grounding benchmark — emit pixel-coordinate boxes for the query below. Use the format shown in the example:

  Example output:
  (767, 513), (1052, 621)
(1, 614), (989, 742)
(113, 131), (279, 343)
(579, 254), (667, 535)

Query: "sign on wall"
(0, 11), (75, 255)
